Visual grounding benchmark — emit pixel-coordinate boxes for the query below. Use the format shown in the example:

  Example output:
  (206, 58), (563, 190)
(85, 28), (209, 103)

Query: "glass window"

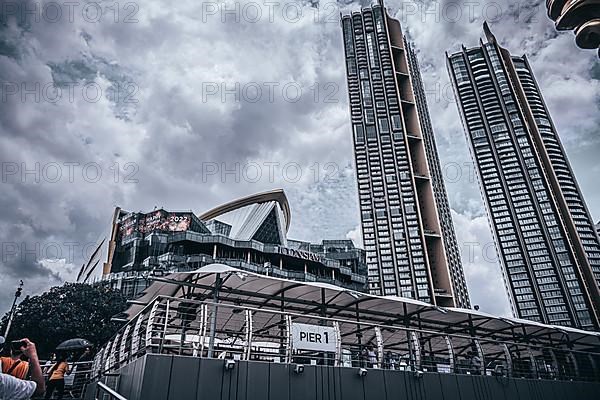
(366, 33), (379, 68)
(365, 109), (375, 124)
(354, 125), (365, 144)
(361, 81), (372, 106)
(451, 55), (469, 83)
(342, 19), (354, 55)
(379, 118), (390, 133)
(471, 128), (485, 139)
(391, 115), (402, 131)
(346, 58), (356, 75)
(366, 125), (376, 140)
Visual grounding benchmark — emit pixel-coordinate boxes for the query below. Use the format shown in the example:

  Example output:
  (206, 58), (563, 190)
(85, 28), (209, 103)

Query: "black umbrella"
(55, 338), (93, 351)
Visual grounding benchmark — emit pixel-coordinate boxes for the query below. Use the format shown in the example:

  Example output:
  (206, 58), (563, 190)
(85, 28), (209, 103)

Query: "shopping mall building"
(79, 189), (367, 298)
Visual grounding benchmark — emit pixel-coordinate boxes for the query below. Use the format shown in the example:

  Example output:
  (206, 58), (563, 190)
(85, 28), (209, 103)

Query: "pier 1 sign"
(291, 323), (337, 352)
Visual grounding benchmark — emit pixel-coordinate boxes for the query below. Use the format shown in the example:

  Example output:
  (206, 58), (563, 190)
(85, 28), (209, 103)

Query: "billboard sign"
(141, 210), (167, 233)
(291, 322), (337, 352)
(165, 213), (192, 231)
(118, 210), (195, 241)
(118, 213), (141, 241)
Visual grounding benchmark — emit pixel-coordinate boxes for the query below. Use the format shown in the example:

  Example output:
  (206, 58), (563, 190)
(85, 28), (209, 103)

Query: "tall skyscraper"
(447, 23), (600, 329)
(341, 3), (470, 308)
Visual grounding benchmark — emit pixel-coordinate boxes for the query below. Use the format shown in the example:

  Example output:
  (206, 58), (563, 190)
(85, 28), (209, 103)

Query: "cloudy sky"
(1, 0), (599, 318)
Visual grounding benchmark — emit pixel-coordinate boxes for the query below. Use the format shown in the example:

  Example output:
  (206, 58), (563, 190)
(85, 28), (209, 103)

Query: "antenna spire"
(483, 21), (496, 44)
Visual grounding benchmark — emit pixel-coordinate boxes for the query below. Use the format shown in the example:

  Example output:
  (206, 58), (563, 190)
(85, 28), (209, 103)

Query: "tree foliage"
(1, 283), (127, 358)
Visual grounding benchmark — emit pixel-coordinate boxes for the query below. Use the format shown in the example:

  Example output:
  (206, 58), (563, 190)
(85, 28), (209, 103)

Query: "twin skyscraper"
(342, 4), (600, 330)
(341, 5), (470, 309)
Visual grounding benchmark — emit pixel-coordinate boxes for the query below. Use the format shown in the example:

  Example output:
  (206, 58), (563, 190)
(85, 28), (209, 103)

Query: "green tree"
(1, 283), (127, 358)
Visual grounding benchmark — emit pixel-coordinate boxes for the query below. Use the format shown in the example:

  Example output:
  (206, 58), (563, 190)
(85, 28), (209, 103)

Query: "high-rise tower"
(447, 23), (600, 329)
(341, 3), (470, 308)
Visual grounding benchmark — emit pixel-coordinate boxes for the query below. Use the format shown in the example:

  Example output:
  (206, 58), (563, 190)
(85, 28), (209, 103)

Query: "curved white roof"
(123, 264), (600, 352)
(198, 189), (291, 232)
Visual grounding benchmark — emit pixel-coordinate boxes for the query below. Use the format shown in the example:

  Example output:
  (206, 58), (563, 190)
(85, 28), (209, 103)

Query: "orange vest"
(1, 357), (30, 379)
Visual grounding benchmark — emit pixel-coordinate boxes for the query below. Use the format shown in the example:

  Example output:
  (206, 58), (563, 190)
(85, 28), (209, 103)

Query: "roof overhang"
(120, 264), (600, 354)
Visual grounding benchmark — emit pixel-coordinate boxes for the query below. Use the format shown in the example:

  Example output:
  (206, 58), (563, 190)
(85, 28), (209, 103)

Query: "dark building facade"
(341, 3), (470, 308)
(447, 24), (600, 329)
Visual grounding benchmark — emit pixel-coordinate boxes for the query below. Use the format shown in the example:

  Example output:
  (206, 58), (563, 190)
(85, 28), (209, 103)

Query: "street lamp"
(4, 281), (24, 338)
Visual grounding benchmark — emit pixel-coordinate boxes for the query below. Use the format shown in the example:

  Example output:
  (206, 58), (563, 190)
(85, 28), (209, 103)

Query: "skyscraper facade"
(341, 3), (470, 308)
(447, 23), (600, 329)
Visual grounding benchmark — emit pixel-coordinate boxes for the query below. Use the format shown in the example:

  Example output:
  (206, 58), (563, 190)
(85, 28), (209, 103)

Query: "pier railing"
(92, 296), (600, 383)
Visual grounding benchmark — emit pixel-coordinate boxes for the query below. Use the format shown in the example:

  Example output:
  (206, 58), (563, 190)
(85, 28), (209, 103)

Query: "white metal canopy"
(120, 264), (600, 352)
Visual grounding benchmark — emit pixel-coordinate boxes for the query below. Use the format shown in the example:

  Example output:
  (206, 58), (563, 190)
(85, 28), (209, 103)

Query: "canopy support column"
(333, 321), (342, 367)
(445, 336), (454, 373)
(355, 303), (363, 367)
(527, 347), (538, 379)
(194, 304), (208, 357)
(207, 273), (222, 358)
(502, 344), (513, 377)
(475, 339), (484, 375)
(410, 331), (421, 371)
(375, 326), (384, 369)
(285, 315), (293, 363)
(550, 349), (560, 378)
(245, 309), (253, 360)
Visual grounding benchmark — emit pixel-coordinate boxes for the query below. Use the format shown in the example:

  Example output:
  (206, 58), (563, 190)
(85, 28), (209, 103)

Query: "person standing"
(1, 346), (30, 380)
(44, 355), (70, 400)
(42, 354), (56, 375)
(366, 346), (377, 368)
(0, 338), (45, 400)
(469, 350), (482, 375)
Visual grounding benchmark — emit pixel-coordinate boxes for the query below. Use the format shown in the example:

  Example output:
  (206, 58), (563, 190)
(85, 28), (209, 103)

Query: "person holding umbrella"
(44, 353), (70, 400)
(45, 338), (93, 399)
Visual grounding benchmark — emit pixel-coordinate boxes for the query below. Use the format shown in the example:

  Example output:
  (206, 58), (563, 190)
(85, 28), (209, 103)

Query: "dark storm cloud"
(0, 0), (598, 319)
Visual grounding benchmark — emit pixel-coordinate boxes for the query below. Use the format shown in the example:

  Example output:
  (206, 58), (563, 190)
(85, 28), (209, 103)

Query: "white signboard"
(291, 322), (337, 352)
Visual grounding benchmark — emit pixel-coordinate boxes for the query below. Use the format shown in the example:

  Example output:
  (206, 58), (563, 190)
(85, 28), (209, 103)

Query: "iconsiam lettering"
(280, 247), (322, 262)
